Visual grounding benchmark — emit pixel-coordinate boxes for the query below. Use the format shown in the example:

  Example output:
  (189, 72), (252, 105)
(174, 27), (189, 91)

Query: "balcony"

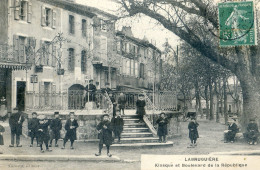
(0, 44), (32, 69)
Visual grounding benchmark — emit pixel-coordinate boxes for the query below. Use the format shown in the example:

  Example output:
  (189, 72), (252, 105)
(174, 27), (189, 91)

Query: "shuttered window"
(82, 19), (87, 37)
(81, 50), (87, 72)
(68, 48), (75, 71)
(14, 0), (32, 23)
(69, 15), (75, 34)
(100, 37), (107, 60)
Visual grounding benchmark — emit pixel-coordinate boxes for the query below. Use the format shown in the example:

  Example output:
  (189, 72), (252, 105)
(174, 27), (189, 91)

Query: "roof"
(41, 0), (117, 19)
(116, 31), (161, 54)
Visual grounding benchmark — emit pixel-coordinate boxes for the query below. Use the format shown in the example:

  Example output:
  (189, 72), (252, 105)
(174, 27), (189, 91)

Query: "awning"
(0, 62), (32, 70)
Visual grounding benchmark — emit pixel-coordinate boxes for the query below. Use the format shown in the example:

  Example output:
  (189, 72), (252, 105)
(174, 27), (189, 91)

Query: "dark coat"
(118, 96), (126, 109)
(111, 116), (124, 135)
(86, 84), (97, 102)
(37, 120), (50, 141)
(156, 117), (168, 136)
(136, 99), (146, 116)
(9, 111), (25, 135)
(97, 120), (113, 146)
(65, 119), (79, 140)
(28, 118), (39, 132)
(226, 123), (238, 141)
(50, 118), (62, 132)
(0, 124), (5, 145)
(246, 123), (259, 139)
(188, 121), (199, 140)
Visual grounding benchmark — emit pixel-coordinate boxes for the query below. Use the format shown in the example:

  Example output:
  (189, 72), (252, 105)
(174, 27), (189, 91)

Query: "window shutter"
(52, 44), (56, 67)
(52, 10), (56, 29)
(14, 0), (20, 20)
(39, 40), (43, 65)
(41, 6), (46, 26)
(13, 35), (19, 61)
(27, 1), (32, 23)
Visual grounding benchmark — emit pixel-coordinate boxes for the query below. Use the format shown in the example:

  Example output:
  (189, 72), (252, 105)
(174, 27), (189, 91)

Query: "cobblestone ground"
(0, 117), (258, 170)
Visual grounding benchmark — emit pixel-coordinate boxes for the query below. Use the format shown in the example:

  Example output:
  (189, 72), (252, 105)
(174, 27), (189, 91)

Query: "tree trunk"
(205, 85), (209, 120)
(194, 80), (202, 118)
(223, 78), (228, 125)
(215, 79), (220, 123)
(209, 79), (214, 120)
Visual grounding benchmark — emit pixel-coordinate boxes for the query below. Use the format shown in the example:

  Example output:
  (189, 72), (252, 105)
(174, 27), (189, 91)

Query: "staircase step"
(121, 132), (153, 138)
(122, 115), (139, 119)
(123, 119), (140, 123)
(123, 128), (150, 133)
(124, 123), (146, 128)
(111, 141), (173, 148)
(120, 137), (159, 143)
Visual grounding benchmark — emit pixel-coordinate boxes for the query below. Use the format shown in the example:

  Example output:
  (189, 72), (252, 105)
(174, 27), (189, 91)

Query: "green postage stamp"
(218, 1), (256, 47)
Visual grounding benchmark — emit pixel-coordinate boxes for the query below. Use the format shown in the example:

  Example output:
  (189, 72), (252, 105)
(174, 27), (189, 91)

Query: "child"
(62, 112), (78, 149)
(0, 124), (5, 154)
(111, 111), (124, 143)
(224, 119), (238, 143)
(28, 112), (39, 147)
(156, 112), (168, 143)
(245, 118), (259, 145)
(37, 115), (52, 153)
(95, 114), (113, 157)
(188, 117), (199, 147)
(136, 94), (146, 123)
(49, 112), (62, 147)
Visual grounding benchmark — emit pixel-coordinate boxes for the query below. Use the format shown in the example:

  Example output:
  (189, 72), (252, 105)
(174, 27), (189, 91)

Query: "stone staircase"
(112, 114), (174, 148)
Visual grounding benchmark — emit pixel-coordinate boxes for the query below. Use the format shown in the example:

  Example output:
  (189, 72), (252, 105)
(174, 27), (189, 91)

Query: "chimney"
(121, 26), (133, 37)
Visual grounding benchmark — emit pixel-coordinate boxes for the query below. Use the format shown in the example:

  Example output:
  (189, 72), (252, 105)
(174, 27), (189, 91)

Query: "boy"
(188, 117), (199, 147)
(95, 114), (113, 157)
(28, 112), (39, 147)
(117, 93), (126, 115)
(224, 119), (238, 143)
(62, 112), (78, 149)
(136, 94), (146, 123)
(246, 118), (259, 145)
(111, 111), (124, 143)
(0, 124), (5, 154)
(156, 112), (168, 143)
(49, 112), (62, 147)
(9, 107), (24, 147)
(37, 115), (52, 153)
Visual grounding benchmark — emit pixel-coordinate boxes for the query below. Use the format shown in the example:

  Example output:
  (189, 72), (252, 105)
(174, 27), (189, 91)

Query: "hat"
(13, 107), (19, 111)
(103, 114), (109, 118)
(54, 111), (59, 115)
(139, 94), (144, 97)
(160, 112), (165, 115)
(250, 118), (255, 121)
(32, 112), (37, 115)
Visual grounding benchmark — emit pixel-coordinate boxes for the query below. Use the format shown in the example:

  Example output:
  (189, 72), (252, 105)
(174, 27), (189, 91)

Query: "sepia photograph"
(0, 0), (259, 169)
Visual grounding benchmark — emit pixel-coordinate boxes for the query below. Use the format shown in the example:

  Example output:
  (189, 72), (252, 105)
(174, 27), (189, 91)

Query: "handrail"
(143, 115), (157, 137)
(104, 91), (113, 116)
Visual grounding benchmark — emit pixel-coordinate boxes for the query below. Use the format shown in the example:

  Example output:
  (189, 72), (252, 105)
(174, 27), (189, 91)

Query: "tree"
(120, 0), (260, 127)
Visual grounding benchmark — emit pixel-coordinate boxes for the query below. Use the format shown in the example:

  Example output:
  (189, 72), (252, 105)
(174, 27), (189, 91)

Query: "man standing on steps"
(136, 94), (146, 123)
(9, 107), (25, 147)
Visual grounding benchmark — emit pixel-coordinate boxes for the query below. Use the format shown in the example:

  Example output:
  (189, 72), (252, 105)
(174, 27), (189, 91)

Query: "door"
(17, 81), (26, 111)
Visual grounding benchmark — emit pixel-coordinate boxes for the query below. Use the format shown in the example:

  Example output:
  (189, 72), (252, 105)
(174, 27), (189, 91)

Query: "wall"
(0, 0), (8, 44)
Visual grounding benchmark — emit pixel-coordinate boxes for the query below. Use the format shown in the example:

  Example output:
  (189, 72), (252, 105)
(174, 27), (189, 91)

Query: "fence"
(25, 90), (177, 112)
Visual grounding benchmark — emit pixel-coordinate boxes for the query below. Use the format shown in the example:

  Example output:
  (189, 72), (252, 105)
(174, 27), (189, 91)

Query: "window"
(41, 6), (56, 28)
(69, 15), (75, 34)
(19, 1), (27, 20)
(100, 37), (107, 60)
(68, 48), (75, 71)
(130, 59), (134, 75)
(126, 59), (130, 75)
(82, 19), (87, 37)
(45, 8), (51, 26)
(100, 20), (107, 31)
(81, 50), (87, 72)
(18, 36), (26, 63)
(14, 0), (32, 22)
(41, 41), (50, 65)
(140, 63), (145, 78)
(116, 40), (121, 52)
(44, 82), (50, 106)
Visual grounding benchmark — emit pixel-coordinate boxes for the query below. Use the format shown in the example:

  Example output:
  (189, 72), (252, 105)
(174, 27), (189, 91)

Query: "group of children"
(28, 111), (78, 153)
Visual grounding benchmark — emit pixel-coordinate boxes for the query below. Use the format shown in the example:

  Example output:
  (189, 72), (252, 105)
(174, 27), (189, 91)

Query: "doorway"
(17, 81), (26, 111)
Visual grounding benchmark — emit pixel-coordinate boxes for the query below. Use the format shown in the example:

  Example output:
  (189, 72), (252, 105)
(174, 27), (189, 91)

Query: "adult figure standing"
(85, 79), (97, 102)
(118, 93), (126, 115)
(9, 107), (25, 147)
(136, 94), (146, 123)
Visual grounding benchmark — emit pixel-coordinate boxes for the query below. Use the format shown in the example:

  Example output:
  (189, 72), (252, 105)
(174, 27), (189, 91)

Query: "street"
(0, 118), (258, 170)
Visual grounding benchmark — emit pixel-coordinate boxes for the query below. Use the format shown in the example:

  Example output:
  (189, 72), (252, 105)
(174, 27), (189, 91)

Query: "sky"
(76, 0), (180, 51)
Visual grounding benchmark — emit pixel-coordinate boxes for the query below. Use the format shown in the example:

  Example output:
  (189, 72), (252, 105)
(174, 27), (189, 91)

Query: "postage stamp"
(218, 1), (256, 47)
